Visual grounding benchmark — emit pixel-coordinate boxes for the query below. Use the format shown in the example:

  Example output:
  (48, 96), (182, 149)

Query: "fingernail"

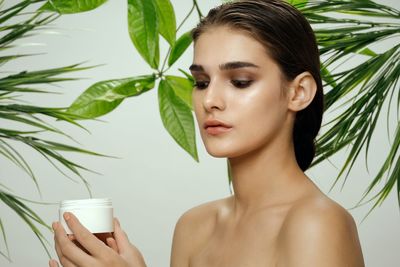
(63, 212), (70, 221)
(49, 259), (57, 267)
(52, 222), (58, 230)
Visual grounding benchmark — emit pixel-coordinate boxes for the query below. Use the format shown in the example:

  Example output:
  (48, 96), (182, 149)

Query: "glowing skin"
(169, 26), (365, 267)
(191, 27), (292, 160)
(50, 25), (364, 267)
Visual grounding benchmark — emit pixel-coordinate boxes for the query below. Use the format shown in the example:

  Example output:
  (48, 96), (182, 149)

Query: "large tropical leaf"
(127, 0), (159, 69)
(168, 31), (192, 66)
(158, 79), (198, 161)
(67, 75), (155, 119)
(40, 0), (108, 14)
(154, 0), (176, 45)
(165, 75), (193, 109)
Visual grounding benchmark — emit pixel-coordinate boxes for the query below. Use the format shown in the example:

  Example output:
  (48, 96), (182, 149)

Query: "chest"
(190, 214), (283, 267)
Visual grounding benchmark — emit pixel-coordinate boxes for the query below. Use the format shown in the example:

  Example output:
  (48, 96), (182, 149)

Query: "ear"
(287, 72), (317, 112)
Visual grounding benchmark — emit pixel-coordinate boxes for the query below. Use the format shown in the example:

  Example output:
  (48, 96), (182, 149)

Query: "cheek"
(192, 92), (203, 122)
(233, 89), (287, 141)
(232, 85), (284, 120)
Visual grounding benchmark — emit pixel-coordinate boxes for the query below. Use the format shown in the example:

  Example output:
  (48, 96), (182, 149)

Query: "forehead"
(193, 26), (273, 68)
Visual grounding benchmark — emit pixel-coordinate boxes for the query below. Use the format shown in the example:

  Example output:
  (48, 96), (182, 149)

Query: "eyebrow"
(189, 61), (259, 72)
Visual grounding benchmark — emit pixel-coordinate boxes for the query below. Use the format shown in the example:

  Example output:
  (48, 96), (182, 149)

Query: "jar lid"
(60, 198), (112, 208)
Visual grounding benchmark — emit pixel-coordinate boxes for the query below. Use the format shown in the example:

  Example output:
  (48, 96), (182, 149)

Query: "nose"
(202, 80), (226, 112)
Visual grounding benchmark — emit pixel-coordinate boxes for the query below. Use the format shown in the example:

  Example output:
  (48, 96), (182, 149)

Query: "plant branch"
(193, 0), (203, 19)
(160, 1), (197, 74)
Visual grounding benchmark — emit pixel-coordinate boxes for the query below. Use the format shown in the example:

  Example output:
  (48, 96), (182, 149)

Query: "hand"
(49, 212), (146, 267)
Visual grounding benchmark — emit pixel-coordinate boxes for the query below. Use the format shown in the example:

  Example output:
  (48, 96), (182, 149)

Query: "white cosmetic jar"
(59, 198), (114, 235)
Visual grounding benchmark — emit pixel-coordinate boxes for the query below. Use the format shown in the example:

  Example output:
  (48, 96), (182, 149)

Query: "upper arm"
(170, 211), (193, 267)
(170, 203), (216, 267)
(278, 201), (365, 267)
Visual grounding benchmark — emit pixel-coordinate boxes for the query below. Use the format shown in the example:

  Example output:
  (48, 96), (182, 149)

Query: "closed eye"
(231, 80), (253, 89)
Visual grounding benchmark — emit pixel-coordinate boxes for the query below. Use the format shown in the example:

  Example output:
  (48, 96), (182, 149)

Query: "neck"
(228, 137), (307, 214)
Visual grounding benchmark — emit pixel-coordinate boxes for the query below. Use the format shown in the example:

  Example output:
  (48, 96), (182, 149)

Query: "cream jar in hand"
(59, 198), (114, 244)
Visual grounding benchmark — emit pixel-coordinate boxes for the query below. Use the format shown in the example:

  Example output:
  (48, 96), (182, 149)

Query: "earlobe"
(287, 72), (317, 112)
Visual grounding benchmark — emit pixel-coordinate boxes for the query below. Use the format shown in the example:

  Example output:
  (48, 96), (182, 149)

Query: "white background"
(1, 0), (399, 266)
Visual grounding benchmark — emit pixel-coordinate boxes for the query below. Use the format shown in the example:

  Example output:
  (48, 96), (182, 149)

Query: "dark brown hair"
(192, 0), (324, 171)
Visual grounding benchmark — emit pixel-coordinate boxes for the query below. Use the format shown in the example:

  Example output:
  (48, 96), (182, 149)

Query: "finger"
(53, 222), (75, 267)
(54, 237), (77, 267)
(51, 257), (76, 267)
(53, 221), (94, 267)
(54, 234), (63, 264)
(63, 212), (105, 257)
(49, 259), (59, 267)
(59, 256), (79, 267)
(106, 237), (119, 253)
(53, 222), (81, 267)
(113, 218), (131, 254)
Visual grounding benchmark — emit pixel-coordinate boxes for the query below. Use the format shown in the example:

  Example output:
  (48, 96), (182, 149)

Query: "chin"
(204, 145), (231, 158)
(204, 143), (247, 159)
(204, 148), (226, 158)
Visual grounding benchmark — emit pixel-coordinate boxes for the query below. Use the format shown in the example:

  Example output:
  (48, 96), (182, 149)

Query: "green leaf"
(0, 191), (52, 258)
(67, 75), (155, 119)
(0, 0), (113, 260)
(0, 139), (38, 193)
(227, 159), (233, 191)
(168, 31), (192, 66)
(0, 63), (90, 88)
(0, 217), (10, 261)
(165, 75), (193, 109)
(320, 63), (337, 89)
(154, 0), (176, 45)
(128, 0), (159, 69)
(178, 68), (194, 83)
(40, 0), (108, 14)
(158, 79), (198, 161)
(357, 47), (377, 57)
(287, 0), (308, 8)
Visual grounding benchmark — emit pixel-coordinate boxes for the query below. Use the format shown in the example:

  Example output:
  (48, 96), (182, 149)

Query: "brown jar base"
(69, 232), (114, 254)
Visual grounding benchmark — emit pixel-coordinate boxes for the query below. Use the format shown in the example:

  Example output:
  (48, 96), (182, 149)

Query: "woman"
(50, 0), (365, 266)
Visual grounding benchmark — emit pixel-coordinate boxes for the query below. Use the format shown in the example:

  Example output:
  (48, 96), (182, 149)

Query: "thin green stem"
(160, 1), (197, 74)
(176, 3), (196, 33)
(159, 48), (171, 76)
(193, 0), (203, 19)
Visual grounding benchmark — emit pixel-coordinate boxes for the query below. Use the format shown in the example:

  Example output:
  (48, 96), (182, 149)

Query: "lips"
(203, 119), (232, 135)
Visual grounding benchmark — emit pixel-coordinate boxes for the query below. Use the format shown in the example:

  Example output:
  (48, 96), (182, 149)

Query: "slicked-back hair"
(192, 0), (324, 171)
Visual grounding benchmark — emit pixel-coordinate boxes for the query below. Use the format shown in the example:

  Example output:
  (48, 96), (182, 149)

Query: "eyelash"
(193, 80), (253, 90)
(193, 81), (209, 90)
(231, 80), (253, 89)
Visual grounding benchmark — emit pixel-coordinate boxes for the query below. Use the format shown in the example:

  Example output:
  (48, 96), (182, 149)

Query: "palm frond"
(0, 217), (10, 261)
(302, 0), (399, 18)
(0, 0), (103, 259)
(0, 190), (52, 259)
(0, 64), (91, 88)
(306, 0), (400, 211)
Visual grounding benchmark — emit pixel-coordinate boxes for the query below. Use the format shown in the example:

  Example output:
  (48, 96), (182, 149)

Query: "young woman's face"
(191, 26), (292, 159)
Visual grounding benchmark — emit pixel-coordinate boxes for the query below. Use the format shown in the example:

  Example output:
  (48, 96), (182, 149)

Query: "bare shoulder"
(277, 194), (365, 267)
(282, 193), (356, 236)
(170, 197), (229, 267)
